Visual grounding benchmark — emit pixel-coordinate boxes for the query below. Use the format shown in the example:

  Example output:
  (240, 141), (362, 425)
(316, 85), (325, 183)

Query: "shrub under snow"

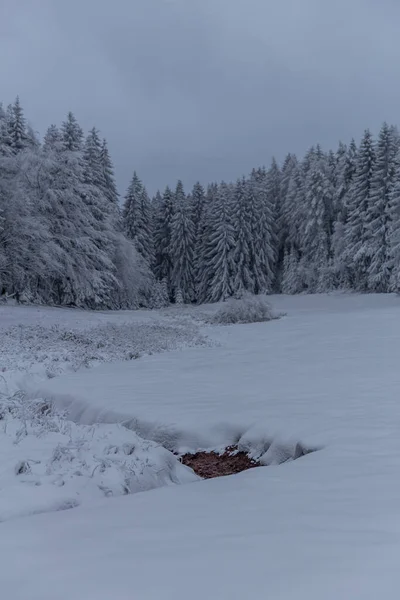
(0, 392), (199, 522)
(211, 294), (280, 325)
(0, 320), (209, 379)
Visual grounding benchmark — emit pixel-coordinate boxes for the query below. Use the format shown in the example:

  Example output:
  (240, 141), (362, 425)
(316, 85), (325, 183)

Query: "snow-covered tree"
(195, 183), (218, 303)
(387, 149), (400, 291)
(8, 97), (27, 153)
(83, 128), (103, 186)
(301, 155), (332, 292)
(343, 129), (375, 290)
(231, 177), (254, 296)
(61, 112), (83, 152)
(123, 172), (154, 267)
(154, 185), (175, 293)
(281, 248), (301, 294)
(100, 139), (119, 205)
(331, 140), (358, 287)
(202, 182), (235, 302)
(169, 180), (195, 302)
(366, 123), (398, 291)
(248, 168), (277, 293)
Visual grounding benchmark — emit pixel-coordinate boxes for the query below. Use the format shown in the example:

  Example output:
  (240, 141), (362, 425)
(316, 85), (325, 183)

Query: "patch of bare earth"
(180, 445), (260, 479)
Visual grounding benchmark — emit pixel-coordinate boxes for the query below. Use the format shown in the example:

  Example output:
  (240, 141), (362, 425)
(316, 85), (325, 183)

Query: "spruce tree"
(331, 140), (358, 287)
(61, 112), (83, 152)
(83, 127), (103, 187)
(196, 183), (218, 303)
(9, 97), (27, 153)
(100, 139), (119, 205)
(366, 123), (398, 291)
(301, 155), (331, 292)
(231, 177), (253, 296)
(154, 185), (175, 293)
(387, 149), (400, 291)
(169, 180), (195, 302)
(276, 154), (297, 282)
(249, 168), (277, 293)
(203, 182), (235, 302)
(123, 172), (154, 267)
(343, 129), (375, 290)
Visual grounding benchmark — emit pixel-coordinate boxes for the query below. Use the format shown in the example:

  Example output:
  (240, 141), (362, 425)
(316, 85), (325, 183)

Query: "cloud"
(1, 0), (400, 193)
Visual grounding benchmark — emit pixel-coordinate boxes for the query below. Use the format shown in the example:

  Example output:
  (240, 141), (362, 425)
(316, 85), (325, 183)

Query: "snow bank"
(0, 392), (199, 522)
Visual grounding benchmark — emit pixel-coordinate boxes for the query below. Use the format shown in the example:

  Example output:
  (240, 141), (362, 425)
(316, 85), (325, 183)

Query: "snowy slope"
(2, 294), (400, 598)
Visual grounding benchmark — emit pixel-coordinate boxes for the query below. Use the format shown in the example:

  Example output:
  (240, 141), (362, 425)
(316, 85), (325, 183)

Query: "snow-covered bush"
(211, 294), (280, 325)
(0, 392), (199, 522)
(0, 320), (209, 378)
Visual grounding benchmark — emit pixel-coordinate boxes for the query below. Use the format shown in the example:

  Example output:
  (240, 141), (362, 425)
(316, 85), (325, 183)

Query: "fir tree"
(196, 183), (218, 303)
(331, 140), (358, 287)
(343, 129), (375, 290)
(231, 177), (253, 296)
(301, 155), (331, 291)
(154, 185), (175, 293)
(203, 182), (235, 302)
(387, 149), (400, 291)
(83, 128), (103, 187)
(123, 172), (154, 267)
(43, 124), (62, 152)
(367, 123), (398, 291)
(61, 112), (83, 152)
(9, 97), (27, 153)
(100, 139), (119, 205)
(169, 180), (195, 302)
(249, 168), (277, 293)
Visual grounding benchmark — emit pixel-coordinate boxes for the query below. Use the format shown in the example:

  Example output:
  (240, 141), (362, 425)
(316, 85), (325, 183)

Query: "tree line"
(1, 97), (400, 309)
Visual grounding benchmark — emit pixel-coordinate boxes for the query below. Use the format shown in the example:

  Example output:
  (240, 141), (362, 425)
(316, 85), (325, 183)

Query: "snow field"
(2, 294), (400, 599)
(0, 305), (213, 522)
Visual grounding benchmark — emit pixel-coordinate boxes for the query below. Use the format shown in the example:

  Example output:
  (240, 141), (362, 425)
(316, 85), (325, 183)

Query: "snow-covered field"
(2, 294), (400, 599)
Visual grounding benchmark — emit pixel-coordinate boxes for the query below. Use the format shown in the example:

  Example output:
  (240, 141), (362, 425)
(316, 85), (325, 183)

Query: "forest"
(1, 97), (399, 308)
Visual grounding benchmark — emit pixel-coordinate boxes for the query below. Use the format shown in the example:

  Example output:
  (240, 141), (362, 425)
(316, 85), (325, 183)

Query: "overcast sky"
(1, 0), (400, 194)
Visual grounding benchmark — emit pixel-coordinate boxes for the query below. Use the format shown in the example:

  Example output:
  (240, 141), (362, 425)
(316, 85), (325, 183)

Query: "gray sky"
(1, 0), (400, 195)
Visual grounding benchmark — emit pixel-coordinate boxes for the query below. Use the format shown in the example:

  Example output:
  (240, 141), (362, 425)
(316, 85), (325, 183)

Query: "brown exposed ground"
(180, 445), (260, 479)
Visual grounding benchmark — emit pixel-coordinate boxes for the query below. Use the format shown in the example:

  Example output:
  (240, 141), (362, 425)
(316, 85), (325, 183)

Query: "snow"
(2, 293), (400, 598)
(0, 303), (209, 391)
(0, 394), (198, 524)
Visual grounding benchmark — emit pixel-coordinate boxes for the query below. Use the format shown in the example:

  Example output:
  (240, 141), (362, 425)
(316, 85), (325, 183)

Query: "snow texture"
(1, 294), (400, 599)
(0, 392), (198, 523)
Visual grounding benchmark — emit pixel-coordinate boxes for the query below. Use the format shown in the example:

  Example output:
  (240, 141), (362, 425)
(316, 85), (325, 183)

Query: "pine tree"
(169, 180), (195, 302)
(281, 249), (301, 294)
(366, 123), (398, 291)
(191, 182), (206, 291)
(196, 183), (218, 303)
(61, 112), (83, 152)
(83, 128), (103, 187)
(203, 182), (235, 302)
(280, 161), (307, 292)
(153, 186), (174, 293)
(9, 97), (27, 153)
(249, 168), (277, 293)
(43, 124), (62, 152)
(231, 177), (253, 296)
(387, 149), (400, 291)
(301, 155), (331, 291)
(343, 130), (375, 290)
(0, 103), (11, 156)
(100, 139), (119, 205)
(276, 154), (297, 283)
(123, 172), (154, 267)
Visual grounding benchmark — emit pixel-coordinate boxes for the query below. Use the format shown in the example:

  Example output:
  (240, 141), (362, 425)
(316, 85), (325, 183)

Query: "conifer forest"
(1, 97), (400, 309)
